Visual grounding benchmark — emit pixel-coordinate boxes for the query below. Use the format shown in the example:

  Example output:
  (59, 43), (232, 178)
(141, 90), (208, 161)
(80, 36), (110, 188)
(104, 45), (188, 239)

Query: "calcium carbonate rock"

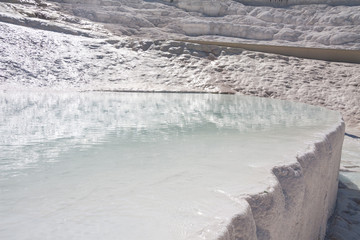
(177, 0), (229, 16)
(28, 0), (357, 49)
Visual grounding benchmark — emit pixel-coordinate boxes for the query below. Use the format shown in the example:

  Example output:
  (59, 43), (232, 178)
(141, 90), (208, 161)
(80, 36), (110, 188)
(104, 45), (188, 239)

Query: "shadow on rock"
(345, 132), (360, 140)
(326, 176), (360, 240)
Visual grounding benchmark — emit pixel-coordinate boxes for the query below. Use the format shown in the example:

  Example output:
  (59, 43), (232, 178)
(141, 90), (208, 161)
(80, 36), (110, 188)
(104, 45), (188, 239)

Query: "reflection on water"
(0, 92), (338, 177)
(0, 91), (340, 240)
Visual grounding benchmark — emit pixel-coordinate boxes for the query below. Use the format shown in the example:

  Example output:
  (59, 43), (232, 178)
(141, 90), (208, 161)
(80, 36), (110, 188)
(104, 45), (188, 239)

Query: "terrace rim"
(176, 39), (360, 64)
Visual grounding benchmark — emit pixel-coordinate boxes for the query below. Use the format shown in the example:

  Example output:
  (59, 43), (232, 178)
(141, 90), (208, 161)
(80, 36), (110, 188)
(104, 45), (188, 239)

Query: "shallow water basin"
(0, 92), (341, 240)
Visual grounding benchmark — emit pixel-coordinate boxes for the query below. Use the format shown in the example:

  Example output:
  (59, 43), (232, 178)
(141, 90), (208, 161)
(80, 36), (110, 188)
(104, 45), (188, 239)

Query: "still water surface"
(0, 92), (340, 240)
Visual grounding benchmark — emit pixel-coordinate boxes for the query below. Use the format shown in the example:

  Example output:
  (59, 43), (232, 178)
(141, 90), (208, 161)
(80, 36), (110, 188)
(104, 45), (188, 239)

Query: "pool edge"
(218, 118), (345, 240)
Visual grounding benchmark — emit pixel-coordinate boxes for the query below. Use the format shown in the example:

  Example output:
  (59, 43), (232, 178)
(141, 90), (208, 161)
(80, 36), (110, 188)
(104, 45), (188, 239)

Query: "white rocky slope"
(45, 0), (360, 49)
(1, 0), (360, 48)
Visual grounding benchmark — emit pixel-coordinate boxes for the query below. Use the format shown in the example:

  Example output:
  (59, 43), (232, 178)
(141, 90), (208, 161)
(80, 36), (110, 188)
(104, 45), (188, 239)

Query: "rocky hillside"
(47, 0), (360, 49)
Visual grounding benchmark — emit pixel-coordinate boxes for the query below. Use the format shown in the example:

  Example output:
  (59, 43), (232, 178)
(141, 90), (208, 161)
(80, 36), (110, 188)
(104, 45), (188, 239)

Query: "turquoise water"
(0, 92), (341, 240)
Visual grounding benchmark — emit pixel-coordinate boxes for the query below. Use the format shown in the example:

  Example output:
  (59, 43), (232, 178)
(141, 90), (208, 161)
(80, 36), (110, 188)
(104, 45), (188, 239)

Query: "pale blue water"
(339, 130), (360, 189)
(0, 92), (341, 240)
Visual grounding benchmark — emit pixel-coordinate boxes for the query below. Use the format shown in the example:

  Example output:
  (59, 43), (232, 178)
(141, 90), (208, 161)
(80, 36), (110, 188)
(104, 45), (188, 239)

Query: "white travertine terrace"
(41, 0), (360, 49)
(220, 121), (345, 240)
(0, 92), (345, 240)
(0, 0), (356, 239)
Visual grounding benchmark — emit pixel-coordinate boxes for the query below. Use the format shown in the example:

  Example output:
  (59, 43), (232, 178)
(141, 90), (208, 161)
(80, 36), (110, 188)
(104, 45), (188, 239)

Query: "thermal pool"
(0, 92), (344, 240)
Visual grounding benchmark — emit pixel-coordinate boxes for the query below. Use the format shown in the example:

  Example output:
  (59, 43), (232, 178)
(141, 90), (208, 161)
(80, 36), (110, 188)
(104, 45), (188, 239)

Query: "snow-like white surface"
(2, 0), (359, 48)
(0, 91), (342, 240)
(43, 0), (360, 49)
